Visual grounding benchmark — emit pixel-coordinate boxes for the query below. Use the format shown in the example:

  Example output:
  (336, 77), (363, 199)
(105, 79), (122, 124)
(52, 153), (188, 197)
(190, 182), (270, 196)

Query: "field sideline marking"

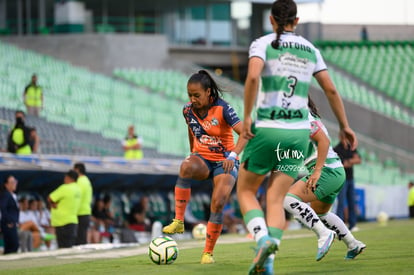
(0, 233), (314, 261)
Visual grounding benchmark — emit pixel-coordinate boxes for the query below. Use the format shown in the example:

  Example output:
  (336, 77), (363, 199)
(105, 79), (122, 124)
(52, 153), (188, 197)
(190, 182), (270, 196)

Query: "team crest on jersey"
(202, 121), (212, 130)
(211, 118), (219, 126)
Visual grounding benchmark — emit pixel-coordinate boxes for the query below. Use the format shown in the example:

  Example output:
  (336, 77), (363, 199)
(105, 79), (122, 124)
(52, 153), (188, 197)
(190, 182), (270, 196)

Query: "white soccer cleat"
(345, 240), (366, 260)
(316, 230), (336, 261)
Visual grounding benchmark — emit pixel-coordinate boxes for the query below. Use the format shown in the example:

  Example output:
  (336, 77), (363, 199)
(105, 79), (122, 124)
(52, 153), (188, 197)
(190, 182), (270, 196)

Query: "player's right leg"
(345, 240), (366, 259)
(237, 164), (275, 275)
(163, 155), (210, 234)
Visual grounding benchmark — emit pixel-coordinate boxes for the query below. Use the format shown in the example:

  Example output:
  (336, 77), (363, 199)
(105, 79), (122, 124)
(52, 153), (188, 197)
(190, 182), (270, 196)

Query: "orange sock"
(203, 222), (223, 254)
(174, 186), (191, 221)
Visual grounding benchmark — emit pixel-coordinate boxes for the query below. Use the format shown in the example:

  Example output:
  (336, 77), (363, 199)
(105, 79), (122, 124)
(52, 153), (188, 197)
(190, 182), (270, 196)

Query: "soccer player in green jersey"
(237, 0), (357, 274)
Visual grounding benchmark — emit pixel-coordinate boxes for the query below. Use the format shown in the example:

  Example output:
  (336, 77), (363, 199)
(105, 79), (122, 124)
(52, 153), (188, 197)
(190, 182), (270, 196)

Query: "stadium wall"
(358, 183), (409, 220)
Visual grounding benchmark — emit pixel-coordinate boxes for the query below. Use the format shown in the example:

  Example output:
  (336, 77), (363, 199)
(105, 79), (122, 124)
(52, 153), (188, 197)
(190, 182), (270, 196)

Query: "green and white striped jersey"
(249, 32), (327, 129)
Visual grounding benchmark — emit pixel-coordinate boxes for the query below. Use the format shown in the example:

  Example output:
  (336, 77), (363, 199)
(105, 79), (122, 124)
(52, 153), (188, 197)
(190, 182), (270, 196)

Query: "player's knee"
(179, 162), (194, 178)
(180, 160), (208, 179)
(180, 161), (203, 178)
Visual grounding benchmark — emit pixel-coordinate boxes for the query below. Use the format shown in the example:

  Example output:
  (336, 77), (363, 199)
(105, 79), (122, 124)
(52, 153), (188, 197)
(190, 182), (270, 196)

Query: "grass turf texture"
(1, 219), (413, 274)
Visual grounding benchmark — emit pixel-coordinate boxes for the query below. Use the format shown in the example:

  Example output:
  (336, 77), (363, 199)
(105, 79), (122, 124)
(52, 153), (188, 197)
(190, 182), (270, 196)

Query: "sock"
(203, 221), (223, 254)
(244, 209), (268, 243)
(266, 227), (281, 268)
(319, 212), (355, 247)
(268, 226), (283, 246)
(284, 194), (328, 238)
(174, 178), (192, 221)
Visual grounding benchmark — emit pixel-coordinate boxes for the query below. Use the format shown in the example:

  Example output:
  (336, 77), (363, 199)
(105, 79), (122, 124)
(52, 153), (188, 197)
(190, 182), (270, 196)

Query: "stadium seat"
(317, 41), (414, 112)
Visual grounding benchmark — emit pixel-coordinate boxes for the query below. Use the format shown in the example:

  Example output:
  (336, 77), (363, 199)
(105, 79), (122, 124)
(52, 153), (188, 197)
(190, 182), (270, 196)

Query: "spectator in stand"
(89, 198), (105, 243)
(90, 196), (114, 243)
(127, 196), (151, 232)
(102, 194), (115, 242)
(29, 197), (55, 249)
(36, 198), (54, 249)
(28, 127), (40, 153)
(18, 197), (42, 250)
(7, 111), (32, 155)
(122, 125), (144, 160)
(23, 74), (43, 117)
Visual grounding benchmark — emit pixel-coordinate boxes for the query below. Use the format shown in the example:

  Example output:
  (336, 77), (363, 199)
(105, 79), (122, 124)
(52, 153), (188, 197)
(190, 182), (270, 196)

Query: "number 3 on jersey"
(284, 75), (298, 98)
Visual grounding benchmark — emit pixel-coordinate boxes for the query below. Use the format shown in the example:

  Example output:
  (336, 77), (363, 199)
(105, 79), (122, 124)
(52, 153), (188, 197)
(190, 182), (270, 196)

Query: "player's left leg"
(201, 168), (237, 264)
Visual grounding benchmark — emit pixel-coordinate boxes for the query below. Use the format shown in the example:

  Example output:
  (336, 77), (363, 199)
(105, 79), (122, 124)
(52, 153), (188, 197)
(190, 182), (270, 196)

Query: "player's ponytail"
(271, 0), (297, 49)
(188, 70), (223, 103)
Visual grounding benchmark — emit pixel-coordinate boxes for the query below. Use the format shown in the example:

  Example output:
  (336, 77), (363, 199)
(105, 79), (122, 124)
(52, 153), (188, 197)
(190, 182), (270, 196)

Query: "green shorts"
(241, 126), (310, 178)
(301, 166), (345, 204)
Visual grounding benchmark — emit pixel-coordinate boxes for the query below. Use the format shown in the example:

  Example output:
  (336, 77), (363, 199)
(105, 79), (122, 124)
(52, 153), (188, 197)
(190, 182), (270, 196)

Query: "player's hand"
(223, 152), (237, 174)
(242, 117), (255, 140)
(340, 127), (358, 150)
(306, 168), (321, 193)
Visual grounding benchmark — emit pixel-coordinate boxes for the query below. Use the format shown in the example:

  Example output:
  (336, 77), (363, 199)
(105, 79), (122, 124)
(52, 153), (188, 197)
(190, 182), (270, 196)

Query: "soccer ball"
(192, 223), (207, 240)
(148, 236), (179, 265)
(376, 211), (389, 226)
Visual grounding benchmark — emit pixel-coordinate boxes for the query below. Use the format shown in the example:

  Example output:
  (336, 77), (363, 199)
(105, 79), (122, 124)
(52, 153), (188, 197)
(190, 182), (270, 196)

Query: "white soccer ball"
(376, 211), (389, 226)
(192, 223), (207, 240)
(148, 236), (179, 265)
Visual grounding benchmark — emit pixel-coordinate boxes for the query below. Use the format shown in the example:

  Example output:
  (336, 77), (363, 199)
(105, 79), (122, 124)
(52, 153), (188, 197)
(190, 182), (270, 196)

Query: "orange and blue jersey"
(183, 98), (241, 162)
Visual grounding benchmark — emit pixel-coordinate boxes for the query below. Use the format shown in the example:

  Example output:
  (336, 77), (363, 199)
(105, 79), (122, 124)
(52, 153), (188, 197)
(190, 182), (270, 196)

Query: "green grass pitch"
(1, 219), (413, 274)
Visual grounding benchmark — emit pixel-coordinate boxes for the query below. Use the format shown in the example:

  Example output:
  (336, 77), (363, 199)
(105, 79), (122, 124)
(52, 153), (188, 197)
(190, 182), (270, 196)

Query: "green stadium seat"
(319, 41), (414, 112)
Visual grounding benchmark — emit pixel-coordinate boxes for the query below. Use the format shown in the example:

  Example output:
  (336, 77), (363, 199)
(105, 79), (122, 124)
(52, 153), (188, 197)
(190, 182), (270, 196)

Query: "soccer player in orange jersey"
(163, 70), (246, 264)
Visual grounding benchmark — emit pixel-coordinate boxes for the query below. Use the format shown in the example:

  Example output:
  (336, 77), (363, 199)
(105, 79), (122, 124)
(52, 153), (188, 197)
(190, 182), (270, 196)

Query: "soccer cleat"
(316, 230), (336, 261)
(248, 236), (278, 275)
(345, 241), (366, 260)
(262, 256), (274, 275)
(200, 252), (215, 264)
(162, 219), (184, 234)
